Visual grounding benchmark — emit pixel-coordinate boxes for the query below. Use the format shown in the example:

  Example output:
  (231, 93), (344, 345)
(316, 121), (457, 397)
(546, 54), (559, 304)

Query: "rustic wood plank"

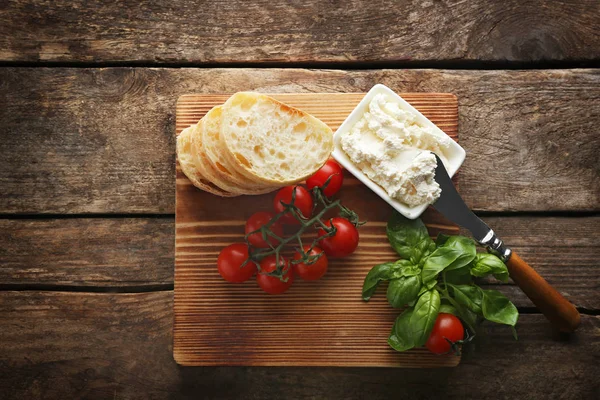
(174, 92), (460, 367)
(467, 215), (600, 311)
(0, 291), (597, 399)
(1, 68), (598, 214)
(0, 216), (597, 309)
(0, 218), (173, 287)
(1, 0), (599, 63)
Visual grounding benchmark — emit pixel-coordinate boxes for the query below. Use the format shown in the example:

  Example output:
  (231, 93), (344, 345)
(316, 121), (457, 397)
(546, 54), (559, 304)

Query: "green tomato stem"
(245, 186), (362, 279)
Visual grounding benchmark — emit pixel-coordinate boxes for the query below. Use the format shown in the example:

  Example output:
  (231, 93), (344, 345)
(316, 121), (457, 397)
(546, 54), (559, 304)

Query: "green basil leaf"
(386, 212), (434, 264)
(471, 253), (509, 282)
(421, 247), (463, 283)
(494, 270), (510, 283)
(448, 283), (483, 314)
(435, 233), (450, 246)
(445, 267), (473, 285)
(417, 278), (437, 297)
(470, 262), (492, 277)
(441, 236), (477, 272)
(458, 307), (479, 330)
(409, 289), (441, 346)
(425, 279), (437, 290)
(481, 290), (519, 326)
(390, 260), (421, 279)
(421, 236), (477, 282)
(386, 275), (422, 308)
(388, 308), (415, 352)
(362, 262), (395, 301)
(428, 241), (437, 255)
(439, 303), (458, 315)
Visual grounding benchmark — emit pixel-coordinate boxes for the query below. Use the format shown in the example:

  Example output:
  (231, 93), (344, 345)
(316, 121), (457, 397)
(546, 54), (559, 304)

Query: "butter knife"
(432, 154), (580, 332)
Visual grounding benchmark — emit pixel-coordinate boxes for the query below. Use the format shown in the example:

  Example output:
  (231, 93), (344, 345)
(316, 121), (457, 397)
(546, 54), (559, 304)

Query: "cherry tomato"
(425, 313), (465, 355)
(306, 160), (344, 197)
(245, 212), (284, 248)
(317, 217), (359, 258)
(293, 246), (328, 281)
(256, 255), (294, 294)
(273, 186), (313, 225)
(217, 243), (256, 283)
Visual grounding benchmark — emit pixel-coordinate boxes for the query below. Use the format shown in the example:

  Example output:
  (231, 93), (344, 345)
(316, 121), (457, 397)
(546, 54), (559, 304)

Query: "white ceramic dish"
(331, 84), (466, 219)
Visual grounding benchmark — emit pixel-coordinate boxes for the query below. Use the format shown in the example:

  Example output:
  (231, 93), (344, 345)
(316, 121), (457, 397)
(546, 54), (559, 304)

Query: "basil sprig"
(363, 212), (519, 353)
(386, 212), (436, 265)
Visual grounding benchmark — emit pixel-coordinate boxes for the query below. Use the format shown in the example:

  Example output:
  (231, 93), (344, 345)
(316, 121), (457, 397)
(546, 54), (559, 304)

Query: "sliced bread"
(200, 106), (277, 193)
(176, 125), (237, 197)
(188, 119), (250, 194)
(221, 92), (333, 185)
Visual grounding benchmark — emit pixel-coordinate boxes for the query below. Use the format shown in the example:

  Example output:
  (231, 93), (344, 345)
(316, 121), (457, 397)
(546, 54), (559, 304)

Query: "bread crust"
(176, 125), (238, 197)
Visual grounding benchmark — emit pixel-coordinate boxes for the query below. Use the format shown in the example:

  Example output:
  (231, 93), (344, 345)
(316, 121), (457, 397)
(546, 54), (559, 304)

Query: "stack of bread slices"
(177, 92), (334, 196)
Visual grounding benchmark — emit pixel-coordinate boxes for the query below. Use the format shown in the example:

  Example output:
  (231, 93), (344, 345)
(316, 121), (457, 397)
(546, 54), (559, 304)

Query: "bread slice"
(221, 92), (334, 185)
(200, 106), (277, 193)
(193, 109), (276, 195)
(176, 125), (237, 197)
(188, 119), (241, 194)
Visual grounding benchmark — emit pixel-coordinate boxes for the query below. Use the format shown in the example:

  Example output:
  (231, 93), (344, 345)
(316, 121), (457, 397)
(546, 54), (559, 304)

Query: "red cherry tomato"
(217, 243), (256, 283)
(317, 217), (359, 258)
(293, 246), (328, 281)
(425, 313), (465, 355)
(245, 212), (284, 248)
(306, 159), (344, 197)
(256, 255), (294, 295)
(273, 186), (313, 225)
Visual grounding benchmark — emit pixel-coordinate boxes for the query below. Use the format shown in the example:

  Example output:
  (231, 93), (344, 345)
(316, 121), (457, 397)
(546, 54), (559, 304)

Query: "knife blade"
(431, 154), (510, 260)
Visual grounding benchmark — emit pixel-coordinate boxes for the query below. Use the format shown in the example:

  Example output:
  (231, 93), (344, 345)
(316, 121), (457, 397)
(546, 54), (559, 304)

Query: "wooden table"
(1, 1), (599, 399)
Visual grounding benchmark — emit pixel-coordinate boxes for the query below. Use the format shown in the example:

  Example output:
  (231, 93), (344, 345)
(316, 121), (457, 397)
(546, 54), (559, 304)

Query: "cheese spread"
(340, 94), (451, 207)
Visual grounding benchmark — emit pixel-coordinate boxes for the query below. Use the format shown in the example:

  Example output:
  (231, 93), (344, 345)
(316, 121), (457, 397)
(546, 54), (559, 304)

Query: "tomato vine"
(243, 178), (364, 280)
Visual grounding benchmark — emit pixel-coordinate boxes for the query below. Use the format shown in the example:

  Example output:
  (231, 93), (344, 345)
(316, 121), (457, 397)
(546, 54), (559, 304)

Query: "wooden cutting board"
(174, 93), (460, 367)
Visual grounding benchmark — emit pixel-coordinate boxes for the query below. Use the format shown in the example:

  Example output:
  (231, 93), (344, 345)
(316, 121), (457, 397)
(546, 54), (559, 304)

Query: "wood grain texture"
(1, 68), (598, 214)
(0, 218), (173, 287)
(1, 0), (599, 63)
(176, 93), (458, 134)
(1, 216), (598, 310)
(175, 93), (460, 367)
(472, 216), (600, 311)
(0, 291), (598, 399)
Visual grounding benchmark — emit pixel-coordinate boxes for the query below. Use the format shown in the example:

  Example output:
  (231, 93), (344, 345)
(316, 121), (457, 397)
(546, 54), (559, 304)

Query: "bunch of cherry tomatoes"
(217, 160), (361, 294)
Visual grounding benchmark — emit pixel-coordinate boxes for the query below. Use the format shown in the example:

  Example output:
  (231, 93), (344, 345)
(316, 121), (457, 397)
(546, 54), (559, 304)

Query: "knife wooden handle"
(506, 252), (580, 332)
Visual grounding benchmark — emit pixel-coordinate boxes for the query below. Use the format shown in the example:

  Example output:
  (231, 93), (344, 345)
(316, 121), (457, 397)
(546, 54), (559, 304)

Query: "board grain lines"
(1, 68), (598, 214)
(0, 0), (599, 64)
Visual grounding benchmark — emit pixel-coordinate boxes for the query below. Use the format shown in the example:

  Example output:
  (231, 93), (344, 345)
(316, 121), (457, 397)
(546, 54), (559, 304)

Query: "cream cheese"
(340, 93), (450, 207)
